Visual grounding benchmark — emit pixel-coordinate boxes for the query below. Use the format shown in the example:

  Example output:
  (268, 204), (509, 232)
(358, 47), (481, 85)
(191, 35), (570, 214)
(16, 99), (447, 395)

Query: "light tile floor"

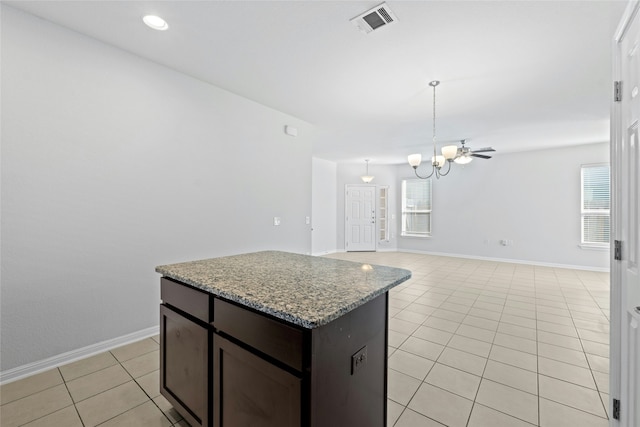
(330, 252), (610, 427)
(0, 252), (610, 427)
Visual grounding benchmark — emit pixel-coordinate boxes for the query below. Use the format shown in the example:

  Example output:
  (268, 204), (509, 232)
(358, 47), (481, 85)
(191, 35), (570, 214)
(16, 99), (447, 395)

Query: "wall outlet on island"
(351, 345), (367, 375)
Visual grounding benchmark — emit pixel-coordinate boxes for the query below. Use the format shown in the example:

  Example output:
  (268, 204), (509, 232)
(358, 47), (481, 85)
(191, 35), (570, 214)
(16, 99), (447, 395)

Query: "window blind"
(403, 179), (432, 211)
(581, 164), (610, 246)
(401, 179), (432, 236)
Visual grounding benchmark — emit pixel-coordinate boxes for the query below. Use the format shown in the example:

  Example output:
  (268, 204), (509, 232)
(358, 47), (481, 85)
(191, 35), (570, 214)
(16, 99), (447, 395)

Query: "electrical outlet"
(273, 217), (281, 226)
(351, 346), (367, 375)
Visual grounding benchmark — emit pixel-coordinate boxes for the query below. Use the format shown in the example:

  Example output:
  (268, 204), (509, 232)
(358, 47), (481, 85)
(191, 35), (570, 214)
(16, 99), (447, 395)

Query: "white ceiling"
(5, 0), (629, 164)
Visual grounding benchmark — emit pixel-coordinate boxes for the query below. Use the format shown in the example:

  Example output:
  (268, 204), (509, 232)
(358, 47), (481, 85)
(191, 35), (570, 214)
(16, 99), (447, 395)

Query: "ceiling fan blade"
(471, 153), (492, 159)
(471, 147), (496, 153)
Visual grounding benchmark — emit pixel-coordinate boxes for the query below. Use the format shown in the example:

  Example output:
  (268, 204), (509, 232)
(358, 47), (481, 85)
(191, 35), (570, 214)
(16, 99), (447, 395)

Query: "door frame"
(611, 1), (640, 425)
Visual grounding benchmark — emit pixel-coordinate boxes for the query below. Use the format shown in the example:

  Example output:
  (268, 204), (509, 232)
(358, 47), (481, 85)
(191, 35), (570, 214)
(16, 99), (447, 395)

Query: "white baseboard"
(0, 326), (159, 385)
(398, 249), (610, 272)
(315, 247), (608, 272)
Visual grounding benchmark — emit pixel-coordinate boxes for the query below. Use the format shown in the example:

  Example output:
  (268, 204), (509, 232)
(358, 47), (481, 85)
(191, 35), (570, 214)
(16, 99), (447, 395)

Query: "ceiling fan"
(454, 139), (496, 164)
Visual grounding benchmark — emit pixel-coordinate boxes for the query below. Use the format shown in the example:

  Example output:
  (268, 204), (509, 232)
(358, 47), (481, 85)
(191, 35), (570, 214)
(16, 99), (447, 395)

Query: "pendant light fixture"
(408, 81), (458, 179)
(361, 159), (374, 183)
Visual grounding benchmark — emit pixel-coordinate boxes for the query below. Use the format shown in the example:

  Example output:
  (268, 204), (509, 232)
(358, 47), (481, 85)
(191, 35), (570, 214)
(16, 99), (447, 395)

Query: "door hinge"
(614, 81), (622, 102)
(613, 398), (620, 420)
(615, 240), (622, 261)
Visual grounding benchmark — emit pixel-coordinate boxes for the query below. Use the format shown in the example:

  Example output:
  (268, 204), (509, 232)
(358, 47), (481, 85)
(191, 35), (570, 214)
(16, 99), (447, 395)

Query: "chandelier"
(408, 81), (496, 178)
(407, 80), (459, 179)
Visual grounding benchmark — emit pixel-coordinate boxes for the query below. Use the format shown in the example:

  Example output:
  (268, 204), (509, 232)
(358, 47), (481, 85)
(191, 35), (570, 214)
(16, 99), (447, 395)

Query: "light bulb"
(442, 145), (458, 160)
(454, 155), (473, 165)
(143, 15), (169, 31)
(408, 154), (422, 168)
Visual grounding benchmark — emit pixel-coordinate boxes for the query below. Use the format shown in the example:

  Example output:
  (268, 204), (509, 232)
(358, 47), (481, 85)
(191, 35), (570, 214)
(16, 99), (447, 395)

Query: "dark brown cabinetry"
(159, 277), (389, 427)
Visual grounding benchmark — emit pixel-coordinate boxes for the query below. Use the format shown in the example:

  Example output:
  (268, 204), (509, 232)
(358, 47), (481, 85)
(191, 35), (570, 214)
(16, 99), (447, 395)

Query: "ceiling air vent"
(350, 3), (398, 34)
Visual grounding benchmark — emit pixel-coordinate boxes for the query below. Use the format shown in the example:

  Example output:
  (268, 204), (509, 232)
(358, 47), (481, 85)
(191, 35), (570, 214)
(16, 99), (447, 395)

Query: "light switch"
(305, 216), (310, 225)
(284, 125), (298, 137)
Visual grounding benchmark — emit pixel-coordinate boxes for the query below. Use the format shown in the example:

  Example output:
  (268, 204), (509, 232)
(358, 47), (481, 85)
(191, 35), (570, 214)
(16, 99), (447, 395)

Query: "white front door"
(611, 2), (640, 426)
(345, 185), (376, 252)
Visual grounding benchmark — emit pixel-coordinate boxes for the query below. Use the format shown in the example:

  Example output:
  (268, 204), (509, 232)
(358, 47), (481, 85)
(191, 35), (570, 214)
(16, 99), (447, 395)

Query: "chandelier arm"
(413, 165), (435, 180)
(438, 160), (453, 177)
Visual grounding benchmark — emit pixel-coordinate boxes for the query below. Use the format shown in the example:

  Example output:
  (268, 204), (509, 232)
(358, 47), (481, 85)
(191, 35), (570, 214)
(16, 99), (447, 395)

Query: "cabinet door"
(213, 334), (301, 427)
(160, 304), (209, 427)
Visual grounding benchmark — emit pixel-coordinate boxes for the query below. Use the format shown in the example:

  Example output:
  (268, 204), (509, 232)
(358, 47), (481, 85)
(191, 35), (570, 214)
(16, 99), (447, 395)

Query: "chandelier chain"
(430, 80), (439, 159)
(432, 82), (436, 144)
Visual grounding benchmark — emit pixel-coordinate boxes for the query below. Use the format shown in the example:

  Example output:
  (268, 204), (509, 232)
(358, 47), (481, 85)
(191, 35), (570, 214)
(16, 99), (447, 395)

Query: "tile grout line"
(466, 275), (508, 427)
(58, 365), (87, 427)
(564, 292), (611, 421)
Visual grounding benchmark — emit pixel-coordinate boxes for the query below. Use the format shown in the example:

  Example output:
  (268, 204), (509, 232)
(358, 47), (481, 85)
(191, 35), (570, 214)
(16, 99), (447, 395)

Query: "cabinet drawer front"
(213, 299), (303, 372)
(161, 278), (212, 323)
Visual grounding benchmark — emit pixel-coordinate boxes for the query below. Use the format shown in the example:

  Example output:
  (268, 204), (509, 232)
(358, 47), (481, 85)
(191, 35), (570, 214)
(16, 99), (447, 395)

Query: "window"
(401, 179), (431, 237)
(581, 164), (610, 247)
(379, 186), (389, 242)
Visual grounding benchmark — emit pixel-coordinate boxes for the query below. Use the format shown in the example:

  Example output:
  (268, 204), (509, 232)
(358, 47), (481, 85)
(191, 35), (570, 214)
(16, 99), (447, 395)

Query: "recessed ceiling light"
(143, 15), (169, 31)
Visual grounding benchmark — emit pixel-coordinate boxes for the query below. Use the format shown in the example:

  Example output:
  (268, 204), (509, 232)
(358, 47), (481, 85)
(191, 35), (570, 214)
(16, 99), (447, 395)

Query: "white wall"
(311, 157), (337, 255)
(396, 142), (610, 269)
(336, 162), (399, 252)
(1, 6), (313, 372)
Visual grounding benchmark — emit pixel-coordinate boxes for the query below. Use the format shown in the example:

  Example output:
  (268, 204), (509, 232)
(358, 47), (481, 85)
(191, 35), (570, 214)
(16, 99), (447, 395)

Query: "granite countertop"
(155, 251), (411, 329)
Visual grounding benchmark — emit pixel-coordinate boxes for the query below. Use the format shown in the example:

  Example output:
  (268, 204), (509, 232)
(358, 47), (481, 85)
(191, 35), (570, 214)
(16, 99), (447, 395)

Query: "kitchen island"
(156, 251), (411, 427)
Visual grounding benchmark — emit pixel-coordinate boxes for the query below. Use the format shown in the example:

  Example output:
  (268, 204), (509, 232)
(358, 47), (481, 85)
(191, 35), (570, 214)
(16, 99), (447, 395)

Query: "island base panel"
(310, 293), (387, 427)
